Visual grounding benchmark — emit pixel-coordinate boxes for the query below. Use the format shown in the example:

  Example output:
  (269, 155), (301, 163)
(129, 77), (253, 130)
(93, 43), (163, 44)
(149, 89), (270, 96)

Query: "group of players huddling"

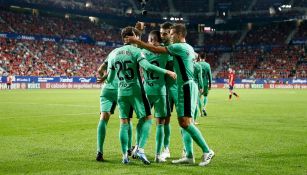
(95, 22), (218, 166)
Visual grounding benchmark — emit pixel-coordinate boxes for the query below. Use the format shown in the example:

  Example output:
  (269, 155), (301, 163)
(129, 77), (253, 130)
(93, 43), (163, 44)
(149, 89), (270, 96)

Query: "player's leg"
(161, 88), (176, 159)
(229, 86), (233, 100)
(117, 97), (131, 164)
(96, 95), (116, 161)
(233, 87), (239, 98)
(96, 112), (110, 161)
(173, 82), (214, 166)
(155, 117), (165, 162)
(194, 90), (201, 124)
(153, 95), (169, 162)
(127, 106), (134, 156)
(172, 83), (195, 164)
(132, 93), (152, 165)
(165, 91), (174, 148)
(202, 85), (209, 116)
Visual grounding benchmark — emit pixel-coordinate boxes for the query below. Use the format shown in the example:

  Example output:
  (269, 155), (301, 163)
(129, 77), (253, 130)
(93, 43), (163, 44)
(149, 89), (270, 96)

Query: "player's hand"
(166, 70), (177, 80)
(96, 77), (105, 84)
(199, 88), (203, 94)
(125, 36), (139, 44)
(135, 21), (145, 32)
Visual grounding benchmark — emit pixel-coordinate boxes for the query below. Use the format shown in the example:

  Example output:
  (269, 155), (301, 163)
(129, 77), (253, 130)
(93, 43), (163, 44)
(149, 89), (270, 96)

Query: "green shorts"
(167, 84), (178, 115)
(118, 93), (151, 119)
(176, 81), (198, 117)
(100, 89), (117, 114)
(148, 95), (168, 118)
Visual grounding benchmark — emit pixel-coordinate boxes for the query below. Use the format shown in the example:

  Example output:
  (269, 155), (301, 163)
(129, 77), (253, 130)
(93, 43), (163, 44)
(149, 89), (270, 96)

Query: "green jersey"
(199, 61), (212, 86)
(193, 62), (203, 89)
(143, 49), (171, 95)
(107, 44), (168, 97)
(166, 43), (195, 85)
(163, 43), (177, 89)
(100, 49), (118, 96)
(102, 48), (119, 90)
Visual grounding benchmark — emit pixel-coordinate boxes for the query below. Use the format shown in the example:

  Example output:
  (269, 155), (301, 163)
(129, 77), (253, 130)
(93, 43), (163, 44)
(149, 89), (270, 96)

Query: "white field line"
(0, 102), (97, 108)
(0, 112), (99, 119)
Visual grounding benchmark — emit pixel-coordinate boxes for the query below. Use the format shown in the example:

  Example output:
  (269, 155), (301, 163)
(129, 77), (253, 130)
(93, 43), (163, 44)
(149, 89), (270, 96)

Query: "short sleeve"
(166, 43), (181, 56)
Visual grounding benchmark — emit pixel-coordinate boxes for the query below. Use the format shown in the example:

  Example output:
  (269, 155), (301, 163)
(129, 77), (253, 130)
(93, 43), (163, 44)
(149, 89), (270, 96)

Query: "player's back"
(111, 45), (143, 96)
(193, 62), (202, 85)
(228, 72), (235, 85)
(167, 43), (195, 85)
(199, 62), (211, 80)
(103, 48), (119, 90)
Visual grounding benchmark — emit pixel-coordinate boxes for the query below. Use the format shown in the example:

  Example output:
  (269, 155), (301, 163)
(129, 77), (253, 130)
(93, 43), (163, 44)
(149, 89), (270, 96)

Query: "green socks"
(198, 97), (202, 111)
(164, 124), (171, 148)
(139, 119), (152, 149)
(203, 96), (208, 108)
(155, 124), (164, 155)
(194, 106), (198, 121)
(128, 122), (133, 149)
(182, 128), (193, 158)
(135, 119), (144, 146)
(97, 119), (107, 153)
(119, 123), (129, 154)
(184, 124), (210, 153)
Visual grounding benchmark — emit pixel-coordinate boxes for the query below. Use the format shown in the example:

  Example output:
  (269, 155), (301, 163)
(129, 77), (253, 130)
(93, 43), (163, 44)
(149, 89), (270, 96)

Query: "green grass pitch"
(0, 89), (306, 175)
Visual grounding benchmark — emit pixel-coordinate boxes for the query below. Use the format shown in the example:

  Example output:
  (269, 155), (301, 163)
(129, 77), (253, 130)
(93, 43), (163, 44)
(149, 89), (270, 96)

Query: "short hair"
(149, 30), (162, 43)
(160, 22), (173, 30)
(121, 26), (141, 40)
(171, 24), (187, 37)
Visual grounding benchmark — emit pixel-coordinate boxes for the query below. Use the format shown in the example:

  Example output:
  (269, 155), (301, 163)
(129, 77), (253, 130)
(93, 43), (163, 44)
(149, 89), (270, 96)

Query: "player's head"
(170, 24), (187, 43)
(194, 52), (199, 62)
(134, 28), (141, 40)
(160, 22), (173, 44)
(228, 68), (233, 73)
(148, 30), (162, 46)
(121, 26), (141, 43)
(200, 53), (206, 62)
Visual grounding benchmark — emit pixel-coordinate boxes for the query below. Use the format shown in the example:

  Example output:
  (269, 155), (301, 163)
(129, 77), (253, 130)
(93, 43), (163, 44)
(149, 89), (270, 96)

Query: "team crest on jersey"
(141, 52), (146, 58)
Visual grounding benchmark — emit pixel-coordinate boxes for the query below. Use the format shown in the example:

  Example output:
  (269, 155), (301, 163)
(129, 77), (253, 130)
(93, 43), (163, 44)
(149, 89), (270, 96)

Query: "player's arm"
(139, 58), (176, 80)
(127, 36), (168, 54)
(106, 61), (116, 84)
(97, 63), (108, 83)
(198, 67), (204, 91)
(98, 63), (107, 77)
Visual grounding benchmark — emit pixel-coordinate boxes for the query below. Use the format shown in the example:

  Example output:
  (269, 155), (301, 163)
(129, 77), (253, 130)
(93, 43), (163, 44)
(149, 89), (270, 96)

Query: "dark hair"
(160, 22), (173, 30)
(121, 26), (141, 40)
(149, 30), (162, 43)
(171, 24), (187, 37)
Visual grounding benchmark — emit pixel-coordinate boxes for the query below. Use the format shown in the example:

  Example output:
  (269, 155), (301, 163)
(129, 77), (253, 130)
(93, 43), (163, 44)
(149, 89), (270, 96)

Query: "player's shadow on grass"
(93, 158), (199, 167)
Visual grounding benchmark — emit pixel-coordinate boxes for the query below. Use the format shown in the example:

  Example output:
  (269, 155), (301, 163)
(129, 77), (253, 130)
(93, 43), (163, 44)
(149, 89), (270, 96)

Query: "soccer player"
(193, 57), (203, 123)
(95, 48), (133, 162)
(159, 22), (177, 159)
(198, 55), (212, 116)
(142, 30), (172, 162)
(107, 26), (176, 165)
(228, 68), (239, 100)
(6, 73), (13, 90)
(126, 24), (214, 166)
